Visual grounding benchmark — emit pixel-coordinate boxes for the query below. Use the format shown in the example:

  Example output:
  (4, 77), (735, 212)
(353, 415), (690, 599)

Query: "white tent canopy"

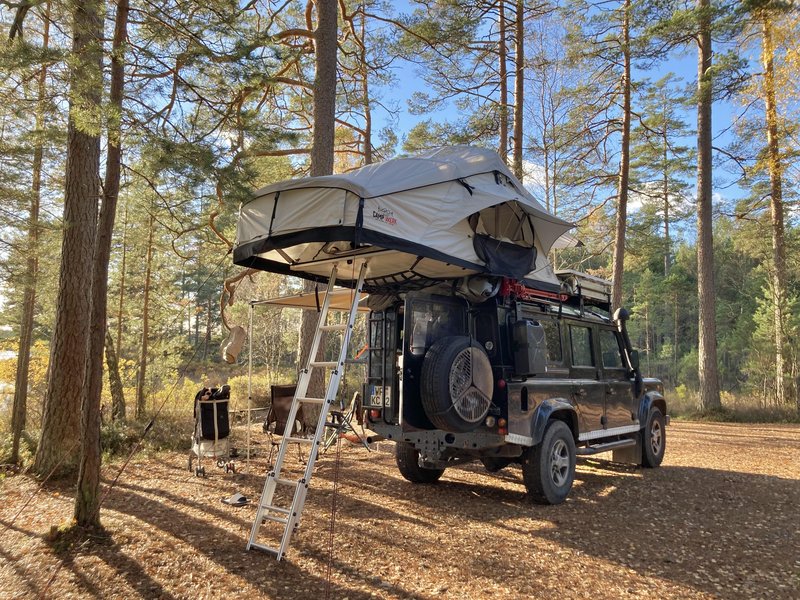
(234, 146), (574, 292)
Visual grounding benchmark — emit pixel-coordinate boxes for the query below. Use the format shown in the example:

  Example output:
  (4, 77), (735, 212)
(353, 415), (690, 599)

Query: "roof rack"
(555, 270), (612, 311)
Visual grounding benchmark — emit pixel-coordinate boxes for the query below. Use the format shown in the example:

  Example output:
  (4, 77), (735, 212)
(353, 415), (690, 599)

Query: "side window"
(600, 329), (624, 368)
(540, 319), (562, 364)
(570, 326), (594, 367)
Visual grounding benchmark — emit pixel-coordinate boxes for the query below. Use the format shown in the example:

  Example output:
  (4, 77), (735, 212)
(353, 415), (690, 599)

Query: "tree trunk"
(611, 0), (631, 311)
(11, 3), (50, 465)
(298, 0), (339, 410)
(695, 0), (721, 410)
(663, 112), (670, 276)
(760, 15), (789, 407)
(135, 214), (155, 419)
(310, 0), (338, 178)
(204, 296), (212, 360)
(106, 329), (126, 420)
(116, 203), (128, 356)
(34, 0), (103, 477)
(75, 0), (130, 526)
(360, 9), (372, 165)
(498, 0), (508, 161)
(512, 0), (524, 180)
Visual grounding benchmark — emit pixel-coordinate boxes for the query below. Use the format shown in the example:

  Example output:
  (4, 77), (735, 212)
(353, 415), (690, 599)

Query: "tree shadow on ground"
(327, 456), (799, 599)
(96, 475), (431, 599)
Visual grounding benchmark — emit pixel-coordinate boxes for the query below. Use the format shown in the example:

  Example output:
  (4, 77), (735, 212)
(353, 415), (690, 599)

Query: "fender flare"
(530, 398), (578, 446)
(638, 392), (667, 427)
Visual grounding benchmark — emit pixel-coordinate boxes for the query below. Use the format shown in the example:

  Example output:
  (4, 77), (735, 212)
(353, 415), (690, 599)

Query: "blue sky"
(370, 1), (759, 212)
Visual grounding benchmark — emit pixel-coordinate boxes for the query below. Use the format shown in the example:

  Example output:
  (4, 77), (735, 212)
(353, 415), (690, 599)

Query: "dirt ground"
(1, 421), (798, 599)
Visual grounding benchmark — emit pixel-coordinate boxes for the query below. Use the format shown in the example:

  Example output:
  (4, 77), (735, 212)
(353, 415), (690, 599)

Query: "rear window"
(540, 318), (562, 364)
(570, 325), (594, 366)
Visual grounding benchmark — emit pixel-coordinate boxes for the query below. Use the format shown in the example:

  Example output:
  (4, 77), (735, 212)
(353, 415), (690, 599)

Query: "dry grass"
(1, 422), (798, 599)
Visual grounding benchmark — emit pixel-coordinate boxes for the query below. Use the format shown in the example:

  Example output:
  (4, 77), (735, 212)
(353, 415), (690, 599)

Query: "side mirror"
(629, 349), (640, 371)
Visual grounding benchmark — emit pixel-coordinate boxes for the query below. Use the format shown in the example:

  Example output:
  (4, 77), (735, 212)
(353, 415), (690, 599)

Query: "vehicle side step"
(576, 438), (636, 456)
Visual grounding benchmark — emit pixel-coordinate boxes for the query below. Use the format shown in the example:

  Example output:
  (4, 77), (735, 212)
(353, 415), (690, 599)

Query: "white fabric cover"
(235, 146), (573, 287)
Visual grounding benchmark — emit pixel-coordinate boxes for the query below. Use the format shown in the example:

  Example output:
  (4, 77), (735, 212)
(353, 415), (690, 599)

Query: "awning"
(251, 288), (369, 312)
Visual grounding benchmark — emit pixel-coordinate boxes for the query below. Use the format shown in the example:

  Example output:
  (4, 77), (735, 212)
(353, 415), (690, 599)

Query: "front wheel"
(395, 442), (445, 484)
(522, 420), (576, 505)
(641, 407), (666, 468)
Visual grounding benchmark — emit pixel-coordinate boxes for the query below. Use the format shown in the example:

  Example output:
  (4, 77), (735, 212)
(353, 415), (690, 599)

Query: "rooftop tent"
(233, 146), (574, 292)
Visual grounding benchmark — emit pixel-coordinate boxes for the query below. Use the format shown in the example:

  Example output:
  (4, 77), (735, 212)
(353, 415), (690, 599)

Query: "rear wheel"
(522, 420), (576, 505)
(641, 407), (666, 468)
(395, 442), (445, 484)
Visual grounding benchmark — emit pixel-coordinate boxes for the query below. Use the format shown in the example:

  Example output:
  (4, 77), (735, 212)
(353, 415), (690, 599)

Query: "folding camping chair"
(262, 384), (307, 467)
(323, 390), (369, 452)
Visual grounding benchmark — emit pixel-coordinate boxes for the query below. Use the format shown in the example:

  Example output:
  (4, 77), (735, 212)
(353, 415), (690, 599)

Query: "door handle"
(575, 388), (587, 397)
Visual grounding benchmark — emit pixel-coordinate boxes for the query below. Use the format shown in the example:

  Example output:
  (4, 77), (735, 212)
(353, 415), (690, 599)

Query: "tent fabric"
(234, 146), (574, 291)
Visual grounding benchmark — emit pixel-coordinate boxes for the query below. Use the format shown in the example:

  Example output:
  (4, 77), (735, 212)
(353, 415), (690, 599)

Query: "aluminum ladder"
(247, 260), (367, 560)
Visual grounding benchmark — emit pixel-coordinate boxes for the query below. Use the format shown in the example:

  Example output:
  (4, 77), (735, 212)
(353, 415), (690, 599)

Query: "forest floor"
(1, 421), (798, 599)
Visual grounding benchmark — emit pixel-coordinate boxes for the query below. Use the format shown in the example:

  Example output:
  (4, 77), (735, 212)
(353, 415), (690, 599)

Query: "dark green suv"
(363, 274), (667, 504)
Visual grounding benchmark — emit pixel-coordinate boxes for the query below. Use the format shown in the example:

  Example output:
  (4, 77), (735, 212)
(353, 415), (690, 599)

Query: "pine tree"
(629, 74), (694, 276)
(34, 0), (104, 477)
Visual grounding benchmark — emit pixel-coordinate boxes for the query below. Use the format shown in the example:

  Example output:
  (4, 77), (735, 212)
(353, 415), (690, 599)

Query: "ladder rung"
(283, 436), (314, 444)
(297, 396), (326, 405)
(320, 323), (348, 331)
(261, 514), (289, 524)
(275, 477), (300, 487)
(310, 361), (338, 368)
(263, 505), (291, 515)
(249, 542), (279, 555)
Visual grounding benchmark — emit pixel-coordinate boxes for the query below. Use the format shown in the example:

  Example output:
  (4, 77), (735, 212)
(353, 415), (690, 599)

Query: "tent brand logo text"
(372, 206), (397, 226)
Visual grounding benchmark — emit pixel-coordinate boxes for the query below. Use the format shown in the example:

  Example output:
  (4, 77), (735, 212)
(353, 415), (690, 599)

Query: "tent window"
(468, 201), (535, 248)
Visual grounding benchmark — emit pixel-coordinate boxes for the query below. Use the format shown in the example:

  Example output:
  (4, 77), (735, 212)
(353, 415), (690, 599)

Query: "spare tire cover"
(420, 335), (494, 432)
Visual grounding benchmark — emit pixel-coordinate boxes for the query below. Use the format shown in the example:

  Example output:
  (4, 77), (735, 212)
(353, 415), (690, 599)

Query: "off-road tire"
(641, 407), (666, 468)
(420, 335), (493, 432)
(395, 442), (445, 484)
(522, 420), (576, 505)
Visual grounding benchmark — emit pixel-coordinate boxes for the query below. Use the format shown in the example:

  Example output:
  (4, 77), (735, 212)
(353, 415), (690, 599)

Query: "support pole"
(247, 301), (254, 464)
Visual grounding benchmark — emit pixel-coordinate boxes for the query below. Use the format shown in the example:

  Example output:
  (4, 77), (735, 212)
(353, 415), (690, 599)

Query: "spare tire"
(421, 335), (493, 432)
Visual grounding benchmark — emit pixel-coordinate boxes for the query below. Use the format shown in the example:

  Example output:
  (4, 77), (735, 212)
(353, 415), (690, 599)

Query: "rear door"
(567, 323), (604, 434)
(599, 327), (637, 430)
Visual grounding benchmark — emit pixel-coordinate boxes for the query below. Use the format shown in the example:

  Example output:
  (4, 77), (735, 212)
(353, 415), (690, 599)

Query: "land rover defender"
(363, 271), (668, 504)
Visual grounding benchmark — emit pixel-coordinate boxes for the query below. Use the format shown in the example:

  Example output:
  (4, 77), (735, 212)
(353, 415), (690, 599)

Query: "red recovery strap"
(499, 278), (569, 303)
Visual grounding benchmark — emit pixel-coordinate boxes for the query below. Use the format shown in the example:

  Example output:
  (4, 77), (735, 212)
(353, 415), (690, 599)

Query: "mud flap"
(612, 432), (642, 464)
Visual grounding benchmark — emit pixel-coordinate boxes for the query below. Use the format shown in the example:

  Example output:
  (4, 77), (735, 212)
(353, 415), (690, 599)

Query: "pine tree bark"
(135, 214), (155, 419)
(662, 106), (671, 276)
(611, 0), (631, 311)
(695, 0), (721, 410)
(116, 204), (128, 356)
(34, 0), (103, 477)
(11, 3), (50, 465)
(203, 296), (212, 360)
(106, 329), (126, 420)
(75, 0), (130, 526)
(310, 0), (337, 178)
(498, 0), (508, 161)
(760, 15), (789, 407)
(512, 0), (524, 180)
(360, 9), (372, 165)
